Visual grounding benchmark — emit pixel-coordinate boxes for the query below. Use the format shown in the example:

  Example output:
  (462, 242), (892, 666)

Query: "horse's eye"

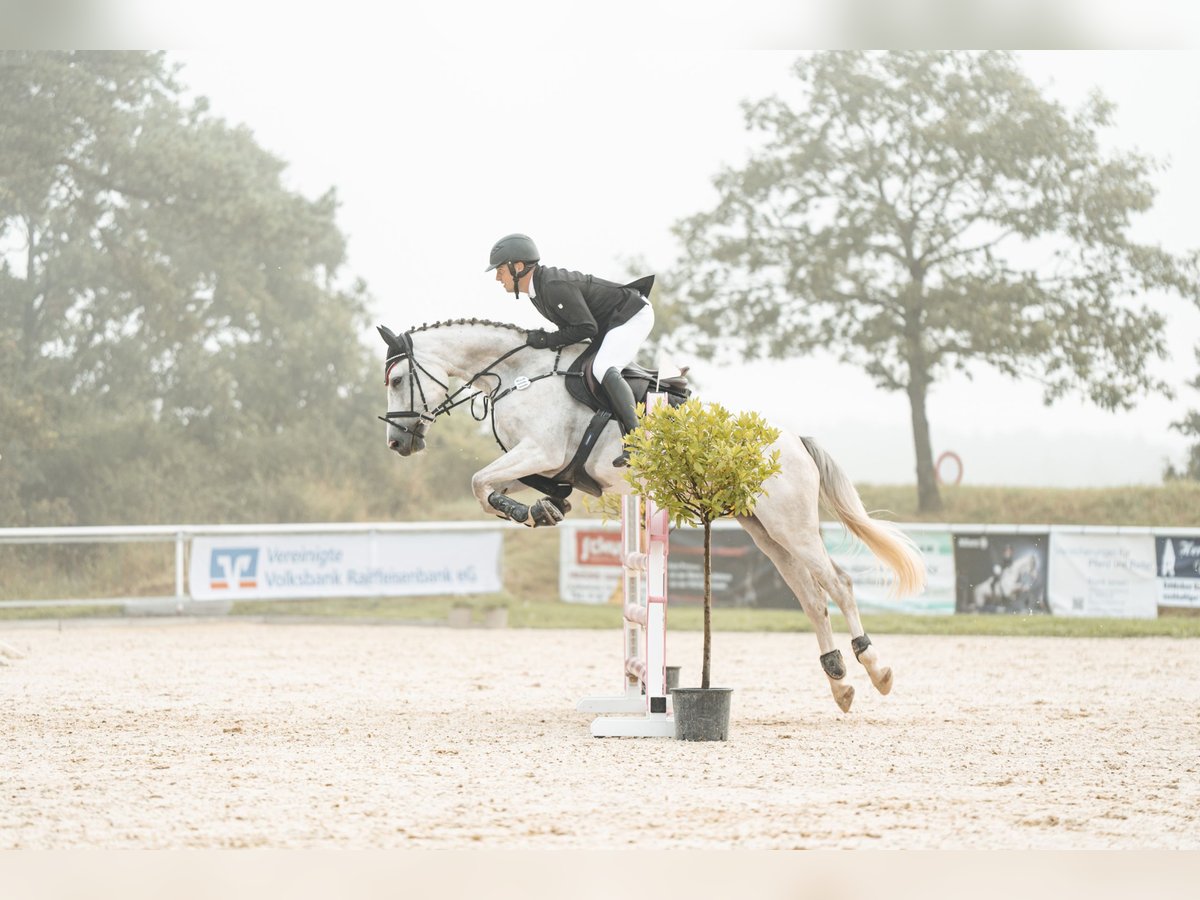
(390, 375), (403, 389)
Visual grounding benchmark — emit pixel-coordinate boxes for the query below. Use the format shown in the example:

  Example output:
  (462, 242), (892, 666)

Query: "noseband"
(378, 332), (441, 438)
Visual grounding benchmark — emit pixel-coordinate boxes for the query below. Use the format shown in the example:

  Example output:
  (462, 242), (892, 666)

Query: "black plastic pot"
(665, 666), (682, 692)
(671, 687), (733, 741)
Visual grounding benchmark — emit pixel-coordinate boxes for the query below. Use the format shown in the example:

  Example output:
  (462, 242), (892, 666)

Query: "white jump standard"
(578, 393), (673, 737)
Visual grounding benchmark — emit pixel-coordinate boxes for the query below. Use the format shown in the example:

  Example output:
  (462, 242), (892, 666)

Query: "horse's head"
(377, 325), (450, 457)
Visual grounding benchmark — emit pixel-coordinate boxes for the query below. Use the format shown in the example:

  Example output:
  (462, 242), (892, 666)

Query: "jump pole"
(577, 391), (673, 738)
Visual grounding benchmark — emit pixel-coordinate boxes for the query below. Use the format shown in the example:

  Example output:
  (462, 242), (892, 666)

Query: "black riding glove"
(526, 329), (554, 349)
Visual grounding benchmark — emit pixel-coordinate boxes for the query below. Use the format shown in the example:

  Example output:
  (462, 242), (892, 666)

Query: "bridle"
(378, 331), (441, 439)
(378, 329), (566, 442)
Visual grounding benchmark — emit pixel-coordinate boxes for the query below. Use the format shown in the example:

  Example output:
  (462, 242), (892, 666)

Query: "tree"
(1166, 348), (1200, 481)
(0, 51), (375, 525)
(671, 52), (1200, 512)
(625, 399), (780, 689)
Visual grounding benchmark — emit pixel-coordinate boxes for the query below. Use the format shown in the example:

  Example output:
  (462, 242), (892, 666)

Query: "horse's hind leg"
(826, 559), (893, 695)
(739, 515), (855, 713)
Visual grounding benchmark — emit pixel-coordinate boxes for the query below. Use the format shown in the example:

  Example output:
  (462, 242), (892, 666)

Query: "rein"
(379, 334), (567, 444)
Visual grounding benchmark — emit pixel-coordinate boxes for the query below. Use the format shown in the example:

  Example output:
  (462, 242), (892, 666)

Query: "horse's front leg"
(471, 444), (566, 527)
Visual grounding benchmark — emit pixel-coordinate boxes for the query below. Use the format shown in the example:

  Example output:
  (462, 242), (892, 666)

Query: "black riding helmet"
(485, 233), (540, 299)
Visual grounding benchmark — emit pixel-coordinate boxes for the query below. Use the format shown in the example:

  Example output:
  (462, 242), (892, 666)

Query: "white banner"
(1047, 533), (1157, 618)
(189, 531), (502, 601)
(559, 522), (622, 605)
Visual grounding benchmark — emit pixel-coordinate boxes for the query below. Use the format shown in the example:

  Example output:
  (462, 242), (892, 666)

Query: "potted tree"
(625, 398), (781, 741)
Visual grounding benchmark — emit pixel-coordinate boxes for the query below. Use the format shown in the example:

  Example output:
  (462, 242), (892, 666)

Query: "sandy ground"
(0, 619), (1197, 849)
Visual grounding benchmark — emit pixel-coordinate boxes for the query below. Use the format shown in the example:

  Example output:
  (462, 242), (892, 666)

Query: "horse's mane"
(410, 318), (526, 336)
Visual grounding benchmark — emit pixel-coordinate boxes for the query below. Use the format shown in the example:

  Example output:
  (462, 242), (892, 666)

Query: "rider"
(988, 543), (1016, 602)
(486, 233), (655, 467)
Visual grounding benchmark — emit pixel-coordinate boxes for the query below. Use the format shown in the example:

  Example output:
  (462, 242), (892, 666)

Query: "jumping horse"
(378, 319), (926, 713)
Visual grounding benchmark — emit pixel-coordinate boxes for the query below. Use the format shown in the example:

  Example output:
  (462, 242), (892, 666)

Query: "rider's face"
(494, 262), (529, 295)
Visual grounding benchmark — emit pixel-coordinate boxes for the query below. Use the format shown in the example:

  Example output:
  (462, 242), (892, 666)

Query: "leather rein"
(378, 331), (567, 445)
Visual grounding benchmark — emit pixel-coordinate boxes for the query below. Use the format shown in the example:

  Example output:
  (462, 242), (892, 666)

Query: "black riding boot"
(601, 367), (640, 467)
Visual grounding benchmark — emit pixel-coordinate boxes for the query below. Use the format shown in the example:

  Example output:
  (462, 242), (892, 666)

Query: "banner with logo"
(559, 524), (625, 604)
(954, 532), (1050, 615)
(823, 526), (956, 614)
(189, 531), (502, 601)
(560, 521), (955, 613)
(560, 522), (789, 608)
(1155, 534), (1200, 609)
(1046, 533), (1157, 618)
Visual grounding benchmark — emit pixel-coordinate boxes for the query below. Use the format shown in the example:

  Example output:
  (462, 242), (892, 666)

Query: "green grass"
(5, 580), (1197, 637)
(857, 483), (1200, 526)
(0, 604), (124, 620)
(220, 594), (1200, 638)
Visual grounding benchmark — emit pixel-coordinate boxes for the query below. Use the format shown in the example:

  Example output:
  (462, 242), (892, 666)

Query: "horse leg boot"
(825, 564), (893, 695)
(601, 368), (640, 468)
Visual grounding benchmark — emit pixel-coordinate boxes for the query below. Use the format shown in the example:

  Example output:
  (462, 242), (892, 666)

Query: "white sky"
(166, 44), (1200, 487)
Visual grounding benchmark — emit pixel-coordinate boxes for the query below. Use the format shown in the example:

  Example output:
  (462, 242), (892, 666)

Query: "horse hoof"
(834, 684), (854, 713)
(872, 667), (893, 695)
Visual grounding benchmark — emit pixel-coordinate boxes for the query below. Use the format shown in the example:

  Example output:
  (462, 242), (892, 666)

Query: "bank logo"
(210, 547), (260, 590)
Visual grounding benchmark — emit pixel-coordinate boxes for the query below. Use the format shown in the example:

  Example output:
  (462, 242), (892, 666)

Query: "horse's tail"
(799, 436), (926, 598)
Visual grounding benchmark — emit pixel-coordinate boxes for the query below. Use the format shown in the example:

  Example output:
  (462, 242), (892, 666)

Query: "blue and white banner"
(189, 531), (502, 600)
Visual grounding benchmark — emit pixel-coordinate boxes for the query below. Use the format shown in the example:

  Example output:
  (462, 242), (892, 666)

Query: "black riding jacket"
(528, 266), (653, 349)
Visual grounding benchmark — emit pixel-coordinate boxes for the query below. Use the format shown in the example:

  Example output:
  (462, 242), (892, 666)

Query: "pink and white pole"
(577, 392), (674, 738)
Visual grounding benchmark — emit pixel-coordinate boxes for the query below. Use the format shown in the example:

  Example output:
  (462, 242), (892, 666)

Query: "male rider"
(486, 233), (654, 467)
(987, 542), (1016, 606)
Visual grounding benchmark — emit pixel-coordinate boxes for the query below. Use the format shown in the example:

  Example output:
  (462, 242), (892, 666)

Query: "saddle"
(520, 344), (691, 499)
(564, 343), (691, 413)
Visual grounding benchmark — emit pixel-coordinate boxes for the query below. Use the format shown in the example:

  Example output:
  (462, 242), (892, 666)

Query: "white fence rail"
(0, 522), (512, 611)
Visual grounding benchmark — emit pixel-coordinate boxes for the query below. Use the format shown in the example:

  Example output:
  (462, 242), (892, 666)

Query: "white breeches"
(590, 302), (655, 380)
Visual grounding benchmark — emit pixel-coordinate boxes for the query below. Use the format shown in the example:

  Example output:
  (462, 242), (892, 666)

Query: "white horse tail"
(799, 436), (927, 598)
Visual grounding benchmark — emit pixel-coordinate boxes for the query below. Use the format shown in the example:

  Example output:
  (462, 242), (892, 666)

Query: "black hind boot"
(601, 367), (640, 467)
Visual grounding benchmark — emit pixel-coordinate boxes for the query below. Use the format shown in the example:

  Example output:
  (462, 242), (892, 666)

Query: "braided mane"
(409, 318), (526, 335)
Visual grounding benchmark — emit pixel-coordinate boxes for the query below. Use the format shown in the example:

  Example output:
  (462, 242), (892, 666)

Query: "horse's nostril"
(388, 439), (400, 450)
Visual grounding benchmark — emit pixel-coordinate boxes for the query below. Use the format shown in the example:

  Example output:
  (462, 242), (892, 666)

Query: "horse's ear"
(377, 325), (403, 353)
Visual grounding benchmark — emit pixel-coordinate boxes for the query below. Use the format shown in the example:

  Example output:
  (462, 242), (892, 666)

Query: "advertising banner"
(1155, 535), (1200, 608)
(666, 526), (794, 608)
(1047, 533), (1157, 618)
(823, 526), (956, 614)
(954, 532), (1049, 614)
(189, 530), (502, 601)
(560, 521), (956, 613)
(559, 522), (786, 607)
(559, 524), (624, 604)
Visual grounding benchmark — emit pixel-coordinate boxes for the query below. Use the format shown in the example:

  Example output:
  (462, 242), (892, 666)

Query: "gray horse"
(379, 318), (926, 713)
